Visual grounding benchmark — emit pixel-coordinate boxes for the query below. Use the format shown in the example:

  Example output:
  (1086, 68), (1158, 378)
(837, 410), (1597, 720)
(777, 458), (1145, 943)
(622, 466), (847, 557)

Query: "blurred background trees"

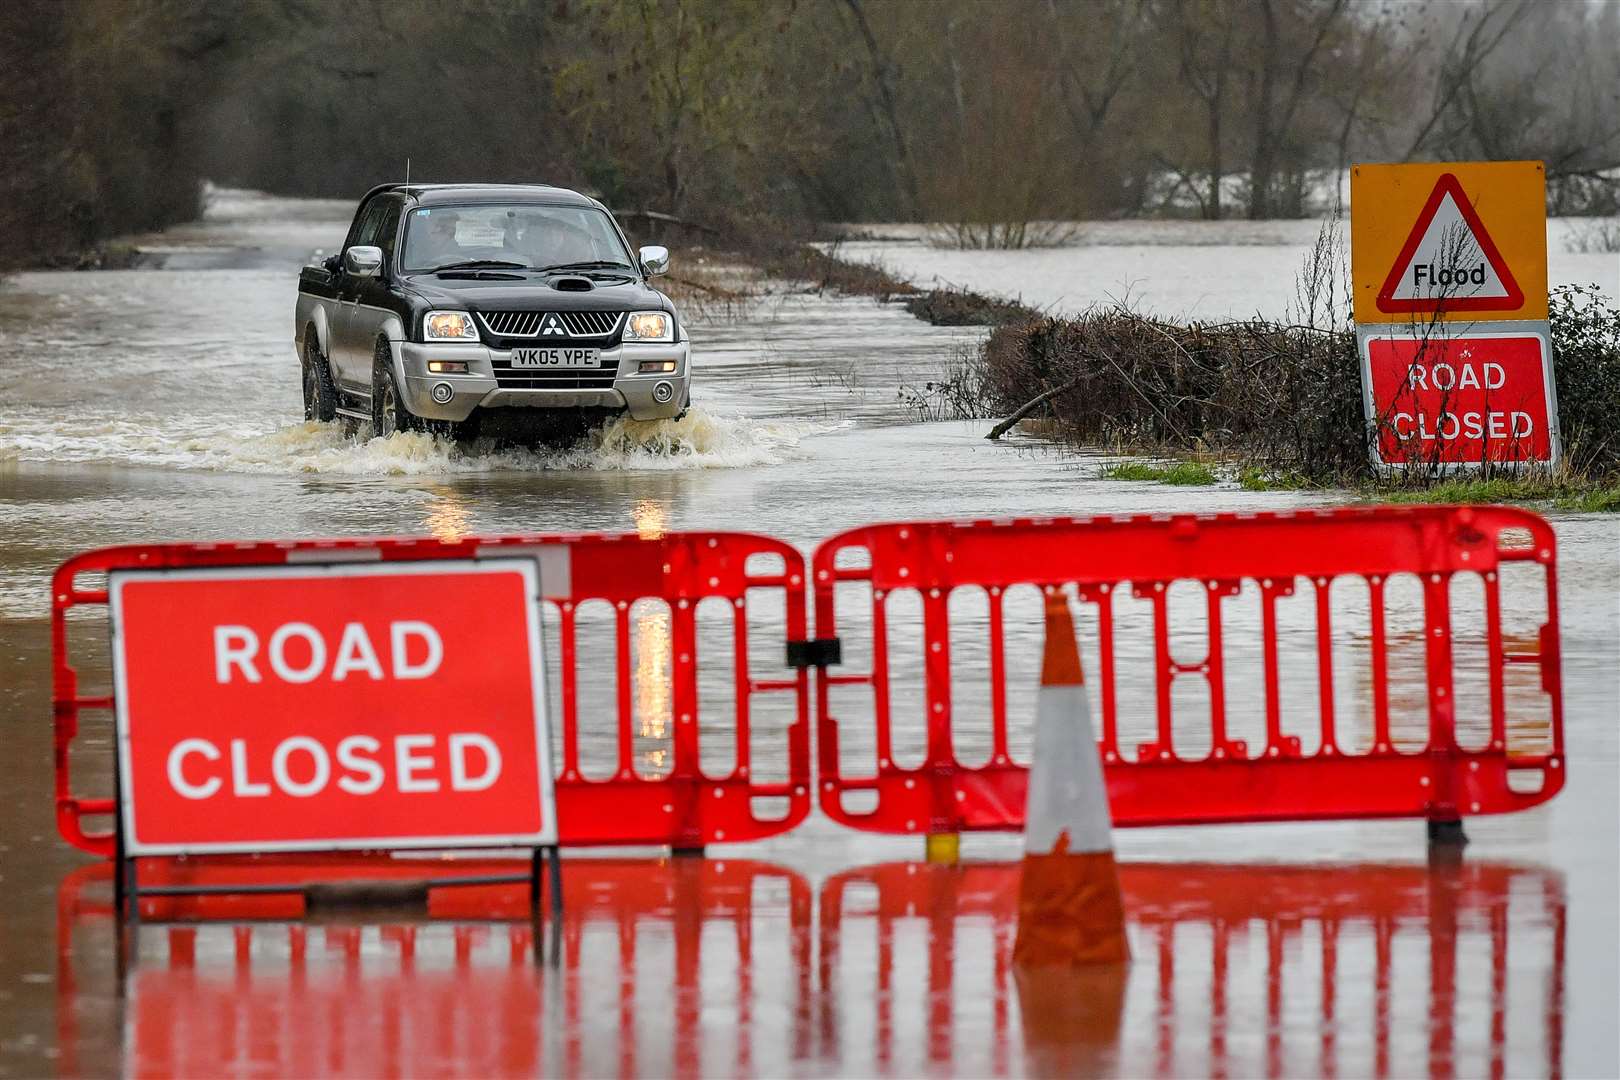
(2, 0), (1616, 268)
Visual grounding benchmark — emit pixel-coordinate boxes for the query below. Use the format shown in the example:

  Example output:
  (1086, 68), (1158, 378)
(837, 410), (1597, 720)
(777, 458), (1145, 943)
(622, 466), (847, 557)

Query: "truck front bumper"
(394, 339), (691, 423)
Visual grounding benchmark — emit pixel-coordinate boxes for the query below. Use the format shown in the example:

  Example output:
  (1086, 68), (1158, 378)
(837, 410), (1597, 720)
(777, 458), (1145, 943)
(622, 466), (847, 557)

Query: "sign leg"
(530, 847), (543, 918)
(547, 846), (563, 918)
(529, 847), (545, 966)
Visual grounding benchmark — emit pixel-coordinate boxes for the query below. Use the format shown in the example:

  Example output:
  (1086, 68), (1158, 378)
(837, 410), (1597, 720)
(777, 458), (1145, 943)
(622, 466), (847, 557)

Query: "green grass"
(1238, 467), (1321, 491)
(1553, 487), (1620, 512)
(1101, 461), (1218, 486)
(1100, 458), (1620, 511)
(1362, 476), (1620, 511)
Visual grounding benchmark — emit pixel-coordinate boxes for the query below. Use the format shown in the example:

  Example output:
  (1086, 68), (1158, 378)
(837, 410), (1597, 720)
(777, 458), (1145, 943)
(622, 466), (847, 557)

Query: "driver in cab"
(510, 211), (597, 269)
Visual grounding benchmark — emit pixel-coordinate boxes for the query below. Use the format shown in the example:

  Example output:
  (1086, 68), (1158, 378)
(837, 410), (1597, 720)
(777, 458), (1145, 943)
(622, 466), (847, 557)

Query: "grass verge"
(1364, 476), (1620, 512)
(1101, 461), (1218, 485)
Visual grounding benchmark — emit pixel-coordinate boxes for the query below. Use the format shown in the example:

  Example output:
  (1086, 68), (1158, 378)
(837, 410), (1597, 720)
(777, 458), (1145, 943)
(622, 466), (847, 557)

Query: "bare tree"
(1401, 0), (1532, 161)
(1177, 0), (1236, 219)
(841, 0), (921, 219)
(1246, 0), (1348, 219)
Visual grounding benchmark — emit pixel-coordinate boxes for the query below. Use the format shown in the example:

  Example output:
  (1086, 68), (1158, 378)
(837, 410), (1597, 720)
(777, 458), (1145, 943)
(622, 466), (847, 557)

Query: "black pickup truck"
(295, 183), (690, 438)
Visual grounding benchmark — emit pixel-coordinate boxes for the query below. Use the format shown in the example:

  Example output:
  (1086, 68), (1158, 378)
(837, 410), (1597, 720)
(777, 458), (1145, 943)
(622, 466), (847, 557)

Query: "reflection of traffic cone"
(1015, 962), (1129, 1073)
(1012, 591), (1130, 967)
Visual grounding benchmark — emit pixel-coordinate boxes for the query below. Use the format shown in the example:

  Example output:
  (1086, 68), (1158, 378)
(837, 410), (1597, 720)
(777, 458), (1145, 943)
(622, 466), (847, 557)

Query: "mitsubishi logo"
(540, 313), (567, 336)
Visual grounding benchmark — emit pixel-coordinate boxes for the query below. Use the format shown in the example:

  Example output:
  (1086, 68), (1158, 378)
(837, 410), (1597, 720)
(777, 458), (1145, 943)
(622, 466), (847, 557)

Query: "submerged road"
(1, 191), (1615, 1076)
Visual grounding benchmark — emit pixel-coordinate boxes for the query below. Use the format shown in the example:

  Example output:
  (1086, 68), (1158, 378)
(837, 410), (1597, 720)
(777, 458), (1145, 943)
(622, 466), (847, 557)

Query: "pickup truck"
(295, 183), (690, 439)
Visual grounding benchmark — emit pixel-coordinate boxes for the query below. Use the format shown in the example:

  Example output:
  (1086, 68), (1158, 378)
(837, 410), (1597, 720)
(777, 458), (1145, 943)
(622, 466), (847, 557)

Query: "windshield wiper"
(537, 260), (634, 273)
(426, 259), (533, 273)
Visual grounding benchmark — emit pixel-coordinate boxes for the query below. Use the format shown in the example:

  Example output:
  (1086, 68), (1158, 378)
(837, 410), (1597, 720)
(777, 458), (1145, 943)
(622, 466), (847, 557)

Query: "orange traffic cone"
(1012, 590), (1130, 968)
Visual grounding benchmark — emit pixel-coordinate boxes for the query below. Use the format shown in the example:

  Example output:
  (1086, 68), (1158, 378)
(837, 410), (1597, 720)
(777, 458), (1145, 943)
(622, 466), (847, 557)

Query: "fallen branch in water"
(985, 377), (1084, 440)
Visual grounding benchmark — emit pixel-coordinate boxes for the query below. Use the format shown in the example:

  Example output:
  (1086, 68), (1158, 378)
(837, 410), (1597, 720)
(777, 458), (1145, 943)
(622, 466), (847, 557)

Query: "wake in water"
(0, 407), (818, 475)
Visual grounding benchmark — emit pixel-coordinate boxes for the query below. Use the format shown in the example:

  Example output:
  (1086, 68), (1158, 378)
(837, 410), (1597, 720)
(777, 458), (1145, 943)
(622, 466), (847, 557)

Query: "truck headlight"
(622, 311), (673, 343)
(424, 311), (479, 342)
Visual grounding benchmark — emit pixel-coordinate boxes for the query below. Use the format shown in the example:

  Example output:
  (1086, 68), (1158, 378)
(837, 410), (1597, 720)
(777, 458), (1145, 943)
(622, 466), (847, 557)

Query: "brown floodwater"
(1, 190), (1616, 1076)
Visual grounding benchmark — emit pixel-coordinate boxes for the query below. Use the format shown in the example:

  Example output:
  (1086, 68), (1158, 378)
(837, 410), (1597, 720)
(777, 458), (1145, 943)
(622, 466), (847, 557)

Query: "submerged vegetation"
(1101, 461), (1219, 486)
(946, 282), (1620, 508)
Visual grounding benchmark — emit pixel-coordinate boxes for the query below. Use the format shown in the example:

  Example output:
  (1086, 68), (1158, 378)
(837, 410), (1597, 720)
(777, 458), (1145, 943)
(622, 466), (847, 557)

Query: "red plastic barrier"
(51, 531), (811, 856)
(811, 506), (1564, 836)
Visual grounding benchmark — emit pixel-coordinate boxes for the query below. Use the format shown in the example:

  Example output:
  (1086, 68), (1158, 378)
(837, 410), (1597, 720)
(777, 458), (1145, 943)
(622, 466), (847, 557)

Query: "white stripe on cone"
(1024, 682), (1113, 856)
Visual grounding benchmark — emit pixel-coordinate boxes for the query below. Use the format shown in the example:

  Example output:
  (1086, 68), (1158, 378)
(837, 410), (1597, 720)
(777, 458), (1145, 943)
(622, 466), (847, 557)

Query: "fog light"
(428, 360), (468, 374)
(639, 360), (677, 374)
(431, 382), (454, 404)
(652, 380), (675, 403)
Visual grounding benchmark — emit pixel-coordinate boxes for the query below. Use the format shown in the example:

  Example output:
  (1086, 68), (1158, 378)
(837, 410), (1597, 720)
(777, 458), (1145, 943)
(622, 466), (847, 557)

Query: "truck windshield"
(400, 204), (633, 273)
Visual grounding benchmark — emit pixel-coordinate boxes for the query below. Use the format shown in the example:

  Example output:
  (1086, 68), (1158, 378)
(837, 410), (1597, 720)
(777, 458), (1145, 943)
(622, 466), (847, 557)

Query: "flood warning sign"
(1351, 161), (1546, 325)
(1375, 173), (1524, 313)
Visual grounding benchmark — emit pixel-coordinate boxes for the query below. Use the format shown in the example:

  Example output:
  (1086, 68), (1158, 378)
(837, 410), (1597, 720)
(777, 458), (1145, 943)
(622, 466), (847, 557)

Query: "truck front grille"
(490, 363), (620, 391)
(477, 310), (625, 339)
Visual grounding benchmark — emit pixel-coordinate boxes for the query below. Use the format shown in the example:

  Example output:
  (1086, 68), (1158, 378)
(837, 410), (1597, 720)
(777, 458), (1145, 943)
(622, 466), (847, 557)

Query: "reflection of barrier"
(56, 858), (813, 1078)
(52, 532), (811, 856)
(812, 506), (1564, 836)
(56, 857), (1565, 1076)
(818, 860), (1567, 1078)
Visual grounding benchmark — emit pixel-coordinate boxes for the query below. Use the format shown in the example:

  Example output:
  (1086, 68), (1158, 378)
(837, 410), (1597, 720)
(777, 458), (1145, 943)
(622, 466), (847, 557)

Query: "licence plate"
(510, 347), (601, 369)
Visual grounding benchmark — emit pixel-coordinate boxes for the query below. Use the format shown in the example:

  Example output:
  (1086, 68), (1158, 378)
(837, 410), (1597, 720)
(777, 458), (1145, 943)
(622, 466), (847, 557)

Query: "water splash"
(0, 407), (814, 475)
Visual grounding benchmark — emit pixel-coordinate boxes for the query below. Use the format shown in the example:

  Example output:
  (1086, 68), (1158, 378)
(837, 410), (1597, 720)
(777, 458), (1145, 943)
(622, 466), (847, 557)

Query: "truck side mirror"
(344, 245), (384, 278)
(639, 245), (670, 277)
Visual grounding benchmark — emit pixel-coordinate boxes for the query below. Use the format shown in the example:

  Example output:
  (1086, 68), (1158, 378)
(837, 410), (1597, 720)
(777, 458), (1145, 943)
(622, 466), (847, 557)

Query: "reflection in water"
(632, 498), (667, 540)
(635, 605), (672, 772)
(631, 498), (673, 772)
(421, 486), (473, 543)
(55, 857), (1565, 1077)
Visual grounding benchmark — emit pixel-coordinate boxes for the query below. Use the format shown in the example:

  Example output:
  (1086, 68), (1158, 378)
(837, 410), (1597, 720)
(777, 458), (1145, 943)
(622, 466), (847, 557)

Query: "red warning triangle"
(1376, 173), (1524, 313)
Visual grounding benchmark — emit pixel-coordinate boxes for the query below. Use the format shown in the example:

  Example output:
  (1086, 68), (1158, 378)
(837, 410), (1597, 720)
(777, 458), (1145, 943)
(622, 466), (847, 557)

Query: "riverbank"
(779, 224), (1620, 510)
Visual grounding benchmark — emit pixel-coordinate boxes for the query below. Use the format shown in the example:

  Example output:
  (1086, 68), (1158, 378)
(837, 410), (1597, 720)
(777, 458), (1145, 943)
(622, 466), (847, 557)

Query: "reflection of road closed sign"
(1362, 331), (1558, 466)
(110, 559), (556, 855)
(1351, 161), (1546, 324)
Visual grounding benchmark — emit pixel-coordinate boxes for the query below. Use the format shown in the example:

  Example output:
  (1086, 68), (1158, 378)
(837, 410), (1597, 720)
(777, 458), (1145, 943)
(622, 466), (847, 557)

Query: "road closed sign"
(1361, 330), (1559, 466)
(1351, 161), (1546, 324)
(109, 559), (556, 855)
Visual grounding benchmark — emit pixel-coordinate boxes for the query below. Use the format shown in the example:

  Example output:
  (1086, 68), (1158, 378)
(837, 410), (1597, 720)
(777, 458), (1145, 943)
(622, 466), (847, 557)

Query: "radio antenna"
(405, 157), (411, 188)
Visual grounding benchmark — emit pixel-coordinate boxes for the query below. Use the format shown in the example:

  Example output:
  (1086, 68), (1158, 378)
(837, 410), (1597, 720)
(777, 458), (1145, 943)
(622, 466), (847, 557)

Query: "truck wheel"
(370, 338), (417, 437)
(301, 333), (339, 422)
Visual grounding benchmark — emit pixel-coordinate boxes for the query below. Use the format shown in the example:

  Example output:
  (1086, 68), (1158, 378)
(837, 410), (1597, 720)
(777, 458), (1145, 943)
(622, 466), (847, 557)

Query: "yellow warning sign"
(1351, 161), (1546, 324)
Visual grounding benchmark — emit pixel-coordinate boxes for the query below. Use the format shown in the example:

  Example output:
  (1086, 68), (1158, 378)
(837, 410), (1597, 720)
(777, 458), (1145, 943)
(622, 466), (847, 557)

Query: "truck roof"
(361, 182), (600, 209)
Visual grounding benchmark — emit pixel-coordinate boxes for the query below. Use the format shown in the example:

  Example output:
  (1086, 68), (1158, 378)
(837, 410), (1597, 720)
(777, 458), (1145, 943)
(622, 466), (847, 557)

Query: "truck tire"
(301, 333), (339, 422)
(370, 338), (418, 437)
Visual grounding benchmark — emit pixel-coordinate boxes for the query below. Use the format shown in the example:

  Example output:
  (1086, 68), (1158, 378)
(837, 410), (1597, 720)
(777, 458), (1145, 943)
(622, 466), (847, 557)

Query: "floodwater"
(2, 190), (1617, 1076)
(833, 219), (1619, 321)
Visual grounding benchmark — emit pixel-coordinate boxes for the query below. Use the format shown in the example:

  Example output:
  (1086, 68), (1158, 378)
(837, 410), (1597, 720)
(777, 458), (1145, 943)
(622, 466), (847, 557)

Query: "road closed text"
(166, 732), (502, 799)
(1364, 334), (1554, 465)
(110, 561), (555, 853)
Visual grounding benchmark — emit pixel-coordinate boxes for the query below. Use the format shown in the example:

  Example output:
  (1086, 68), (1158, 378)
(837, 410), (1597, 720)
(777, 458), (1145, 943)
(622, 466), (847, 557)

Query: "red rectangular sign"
(110, 559), (556, 855)
(1362, 330), (1558, 466)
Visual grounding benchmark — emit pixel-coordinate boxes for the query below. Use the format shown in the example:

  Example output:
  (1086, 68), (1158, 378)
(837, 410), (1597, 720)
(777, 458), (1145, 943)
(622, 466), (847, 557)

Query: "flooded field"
(833, 218), (1620, 321)
(1, 191), (1616, 1076)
